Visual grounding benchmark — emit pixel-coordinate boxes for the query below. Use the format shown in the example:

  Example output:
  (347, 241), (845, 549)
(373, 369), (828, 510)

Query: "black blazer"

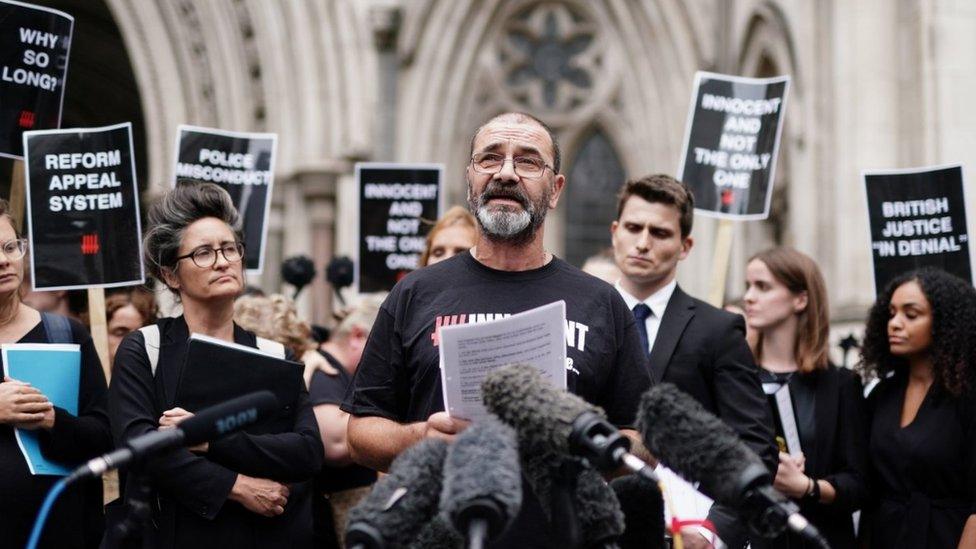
(753, 365), (869, 549)
(108, 316), (324, 549)
(650, 286), (777, 548)
(651, 286), (777, 468)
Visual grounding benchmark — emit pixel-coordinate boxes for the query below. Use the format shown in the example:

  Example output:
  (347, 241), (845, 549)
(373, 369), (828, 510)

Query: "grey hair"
(143, 181), (243, 291)
(332, 293), (385, 341)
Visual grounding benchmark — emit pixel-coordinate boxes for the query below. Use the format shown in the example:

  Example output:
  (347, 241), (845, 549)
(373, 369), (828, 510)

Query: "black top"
(308, 351), (376, 493)
(342, 252), (651, 548)
(0, 316), (111, 549)
(108, 316), (324, 549)
(753, 365), (868, 549)
(866, 372), (976, 548)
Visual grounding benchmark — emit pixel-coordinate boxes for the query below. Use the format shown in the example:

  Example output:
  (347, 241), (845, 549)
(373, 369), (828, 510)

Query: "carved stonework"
(496, 2), (605, 114)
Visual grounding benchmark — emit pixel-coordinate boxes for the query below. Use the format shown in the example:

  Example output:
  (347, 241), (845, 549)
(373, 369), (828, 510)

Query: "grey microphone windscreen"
(575, 466), (626, 546)
(611, 474), (665, 549)
(637, 383), (766, 505)
(440, 417), (522, 540)
(346, 439), (449, 549)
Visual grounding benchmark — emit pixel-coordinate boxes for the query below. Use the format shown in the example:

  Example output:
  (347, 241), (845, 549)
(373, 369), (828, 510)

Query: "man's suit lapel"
(648, 286), (695, 384)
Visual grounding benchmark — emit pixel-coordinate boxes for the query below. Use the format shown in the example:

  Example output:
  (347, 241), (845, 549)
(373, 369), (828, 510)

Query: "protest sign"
(0, 0), (73, 159)
(173, 125), (277, 274)
(23, 122), (143, 290)
(678, 71), (790, 219)
(864, 164), (972, 293)
(356, 163), (442, 293)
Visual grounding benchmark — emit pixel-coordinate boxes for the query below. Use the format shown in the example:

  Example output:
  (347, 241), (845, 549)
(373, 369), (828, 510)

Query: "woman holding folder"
(742, 247), (868, 548)
(108, 183), (323, 549)
(0, 198), (112, 548)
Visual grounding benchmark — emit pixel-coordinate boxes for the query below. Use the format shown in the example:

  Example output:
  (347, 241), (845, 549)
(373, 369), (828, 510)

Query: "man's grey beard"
(468, 181), (551, 244)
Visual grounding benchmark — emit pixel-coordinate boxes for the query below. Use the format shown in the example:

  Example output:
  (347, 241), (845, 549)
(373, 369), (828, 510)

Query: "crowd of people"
(0, 111), (973, 549)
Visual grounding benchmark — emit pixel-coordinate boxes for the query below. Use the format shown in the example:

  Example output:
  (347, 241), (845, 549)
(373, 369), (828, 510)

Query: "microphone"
(482, 364), (657, 481)
(70, 390), (278, 481)
(610, 474), (665, 549)
(574, 466), (626, 548)
(440, 417), (522, 549)
(346, 439), (449, 549)
(637, 383), (829, 547)
(406, 517), (463, 549)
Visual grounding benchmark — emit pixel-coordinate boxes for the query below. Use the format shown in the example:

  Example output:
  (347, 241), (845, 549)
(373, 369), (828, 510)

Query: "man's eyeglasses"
(175, 242), (245, 269)
(470, 152), (553, 179)
(0, 238), (28, 260)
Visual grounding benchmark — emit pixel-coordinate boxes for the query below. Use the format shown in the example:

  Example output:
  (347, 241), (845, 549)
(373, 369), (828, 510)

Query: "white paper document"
(439, 301), (567, 421)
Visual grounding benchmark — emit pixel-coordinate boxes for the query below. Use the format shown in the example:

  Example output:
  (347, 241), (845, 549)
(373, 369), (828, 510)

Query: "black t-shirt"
(341, 252), (651, 548)
(309, 351), (377, 493)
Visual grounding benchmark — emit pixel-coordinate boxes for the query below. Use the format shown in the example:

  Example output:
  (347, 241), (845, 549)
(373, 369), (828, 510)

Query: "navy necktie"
(633, 303), (652, 357)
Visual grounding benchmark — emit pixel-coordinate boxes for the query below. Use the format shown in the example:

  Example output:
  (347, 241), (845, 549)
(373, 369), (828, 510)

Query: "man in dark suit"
(610, 174), (777, 548)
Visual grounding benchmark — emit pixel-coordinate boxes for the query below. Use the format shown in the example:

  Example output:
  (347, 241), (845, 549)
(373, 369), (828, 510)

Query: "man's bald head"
(470, 112), (561, 173)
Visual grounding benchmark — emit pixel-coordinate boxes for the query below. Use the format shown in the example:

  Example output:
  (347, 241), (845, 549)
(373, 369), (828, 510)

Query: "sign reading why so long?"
(0, 0), (73, 159)
(23, 122), (144, 290)
(173, 125), (277, 274)
(357, 163), (442, 293)
(864, 164), (973, 293)
(677, 71), (790, 220)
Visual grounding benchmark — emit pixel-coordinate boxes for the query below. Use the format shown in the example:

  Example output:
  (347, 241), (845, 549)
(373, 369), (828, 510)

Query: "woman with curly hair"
(859, 267), (976, 548)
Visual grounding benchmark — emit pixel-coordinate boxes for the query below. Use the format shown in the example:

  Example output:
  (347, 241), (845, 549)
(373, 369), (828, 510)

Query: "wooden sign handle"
(87, 287), (111, 382)
(9, 160), (25, 233)
(706, 219), (735, 307)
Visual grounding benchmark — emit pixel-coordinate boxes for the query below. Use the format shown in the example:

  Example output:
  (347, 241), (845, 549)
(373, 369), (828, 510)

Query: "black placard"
(23, 122), (144, 289)
(864, 164), (972, 293)
(677, 72), (790, 219)
(357, 163), (442, 293)
(0, 0), (73, 159)
(173, 125), (277, 274)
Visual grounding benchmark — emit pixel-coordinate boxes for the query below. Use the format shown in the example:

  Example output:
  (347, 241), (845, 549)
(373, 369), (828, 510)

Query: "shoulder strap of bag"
(40, 312), (73, 344)
(139, 324), (161, 376)
(256, 336), (286, 359)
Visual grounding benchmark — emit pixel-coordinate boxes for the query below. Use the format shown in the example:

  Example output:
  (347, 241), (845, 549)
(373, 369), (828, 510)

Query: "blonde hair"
(749, 247), (830, 374)
(331, 293), (385, 341)
(419, 206), (477, 266)
(234, 293), (313, 357)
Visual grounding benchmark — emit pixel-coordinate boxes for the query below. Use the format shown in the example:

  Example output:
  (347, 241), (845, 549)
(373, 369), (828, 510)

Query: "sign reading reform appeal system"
(23, 122), (144, 289)
(677, 71), (790, 219)
(357, 163), (442, 293)
(173, 125), (277, 274)
(0, 0), (73, 159)
(864, 164), (972, 293)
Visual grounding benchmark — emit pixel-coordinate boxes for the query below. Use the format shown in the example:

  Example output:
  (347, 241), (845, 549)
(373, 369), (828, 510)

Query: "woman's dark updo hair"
(859, 267), (976, 396)
(143, 181), (243, 292)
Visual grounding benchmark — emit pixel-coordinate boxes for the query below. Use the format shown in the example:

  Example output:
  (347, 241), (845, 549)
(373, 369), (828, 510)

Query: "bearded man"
(341, 112), (651, 548)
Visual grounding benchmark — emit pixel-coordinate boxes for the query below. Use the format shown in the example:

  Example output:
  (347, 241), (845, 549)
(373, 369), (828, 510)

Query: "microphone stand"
(103, 467), (156, 549)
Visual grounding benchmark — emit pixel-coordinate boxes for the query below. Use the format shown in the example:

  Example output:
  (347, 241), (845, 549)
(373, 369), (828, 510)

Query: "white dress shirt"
(615, 278), (677, 355)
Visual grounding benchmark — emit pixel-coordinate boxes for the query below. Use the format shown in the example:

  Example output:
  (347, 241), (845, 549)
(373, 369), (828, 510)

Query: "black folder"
(175, 333), (304, 434)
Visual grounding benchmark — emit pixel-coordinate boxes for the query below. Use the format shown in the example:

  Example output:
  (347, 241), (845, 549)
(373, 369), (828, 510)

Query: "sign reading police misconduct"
(357, 163), (442, 293)
(864, 164), (973, 293)
(173, 125), (277, 274)
(0, 0), (73, 159)
(678, 72), (790, 219)
(22, 122), (144, 290)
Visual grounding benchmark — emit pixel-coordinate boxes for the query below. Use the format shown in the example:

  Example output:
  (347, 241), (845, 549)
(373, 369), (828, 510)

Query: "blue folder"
(2, 344), (81, 476)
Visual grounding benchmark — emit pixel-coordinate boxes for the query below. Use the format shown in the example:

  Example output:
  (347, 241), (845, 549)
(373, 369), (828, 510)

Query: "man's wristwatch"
(803, 477), (821, 502)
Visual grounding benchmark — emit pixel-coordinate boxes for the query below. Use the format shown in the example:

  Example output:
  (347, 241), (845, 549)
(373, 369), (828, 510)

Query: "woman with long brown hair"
(743, 246), (867, 548)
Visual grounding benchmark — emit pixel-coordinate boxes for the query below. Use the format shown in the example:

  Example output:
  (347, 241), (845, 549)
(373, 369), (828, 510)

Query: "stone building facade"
(35, 0), (976, 340)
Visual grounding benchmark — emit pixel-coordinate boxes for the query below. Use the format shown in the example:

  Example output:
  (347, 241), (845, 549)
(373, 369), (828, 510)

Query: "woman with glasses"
(0, 199), (112, 548)
(108, 182), (323, 548)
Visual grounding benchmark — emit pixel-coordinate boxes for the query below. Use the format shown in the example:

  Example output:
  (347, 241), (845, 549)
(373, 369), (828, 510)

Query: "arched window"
(564, 129), (625, 266)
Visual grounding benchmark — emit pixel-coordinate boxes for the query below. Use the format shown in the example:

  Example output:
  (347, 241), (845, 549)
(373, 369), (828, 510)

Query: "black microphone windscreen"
(637, 383), (766, 505)
(575, 467), (625, 546)
(180, 390), (279, 446)
(347, 439), (449, 549)
(611, 474), (665, 549)
(440, 417), (522, 539)
(482, 364), (601, 453)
